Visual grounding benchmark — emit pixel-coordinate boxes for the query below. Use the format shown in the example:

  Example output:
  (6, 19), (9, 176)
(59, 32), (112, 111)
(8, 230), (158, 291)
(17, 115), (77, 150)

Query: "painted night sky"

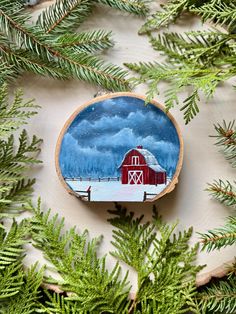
(59, 96), (180, 179)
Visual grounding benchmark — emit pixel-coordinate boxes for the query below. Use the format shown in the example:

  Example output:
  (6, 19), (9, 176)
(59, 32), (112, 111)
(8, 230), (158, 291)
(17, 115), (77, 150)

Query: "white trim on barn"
(128, 170), (143, 184)
(118, 147), (166, 172)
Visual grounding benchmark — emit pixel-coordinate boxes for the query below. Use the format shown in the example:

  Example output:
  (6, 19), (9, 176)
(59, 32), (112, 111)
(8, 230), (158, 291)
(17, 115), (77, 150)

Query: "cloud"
(59, 96), (180, 178)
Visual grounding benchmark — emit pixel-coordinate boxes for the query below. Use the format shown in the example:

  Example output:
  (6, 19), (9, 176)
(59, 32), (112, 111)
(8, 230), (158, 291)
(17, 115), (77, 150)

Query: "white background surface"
(15, 1), (236, 291)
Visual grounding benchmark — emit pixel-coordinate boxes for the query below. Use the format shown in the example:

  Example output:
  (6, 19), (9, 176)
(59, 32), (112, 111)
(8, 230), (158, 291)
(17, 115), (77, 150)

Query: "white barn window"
(132, 156), (139, 165)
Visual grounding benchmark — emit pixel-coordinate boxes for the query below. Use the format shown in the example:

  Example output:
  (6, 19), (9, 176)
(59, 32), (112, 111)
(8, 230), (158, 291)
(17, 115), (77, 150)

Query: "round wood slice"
(55, 92), (183, 202)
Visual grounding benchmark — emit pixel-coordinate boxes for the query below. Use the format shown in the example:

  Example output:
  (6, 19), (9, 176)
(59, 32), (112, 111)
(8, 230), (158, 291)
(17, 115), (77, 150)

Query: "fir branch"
(198, 276), (236, 314)
(0, 0), (130, 91)
(97, 0), (149, 16)
(199, 216), (236, 251)
(212, 120), (236, 168)
(36, 0), (92, 35)
(54, 30), (114, 53)
(207, 179), (236, 208)
(0, 45), (67, 80)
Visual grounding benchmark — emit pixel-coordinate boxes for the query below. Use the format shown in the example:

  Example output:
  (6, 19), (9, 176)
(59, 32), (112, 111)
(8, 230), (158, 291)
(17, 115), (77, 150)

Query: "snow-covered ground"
(66, 180), (169, 201)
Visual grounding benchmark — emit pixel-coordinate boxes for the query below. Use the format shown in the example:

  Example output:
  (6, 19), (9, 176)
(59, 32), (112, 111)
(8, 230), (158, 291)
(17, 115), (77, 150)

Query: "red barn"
(118, 146), (167, 185)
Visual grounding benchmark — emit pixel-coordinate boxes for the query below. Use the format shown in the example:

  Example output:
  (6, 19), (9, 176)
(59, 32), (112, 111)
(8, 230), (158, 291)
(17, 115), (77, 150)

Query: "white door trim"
(128, 170), (143, 184)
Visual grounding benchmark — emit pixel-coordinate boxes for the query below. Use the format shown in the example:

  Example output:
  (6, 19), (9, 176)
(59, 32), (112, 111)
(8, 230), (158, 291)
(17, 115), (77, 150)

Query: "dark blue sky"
(59, 96), (180, 178)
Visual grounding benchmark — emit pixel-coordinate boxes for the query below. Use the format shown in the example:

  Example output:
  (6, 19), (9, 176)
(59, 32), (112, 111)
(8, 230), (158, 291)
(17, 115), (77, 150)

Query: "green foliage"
(139, 0), (190, 34)
(139, 0), (236, 34)
(200, 121), (236, 252)
(28, 200), (131, 313)
(0, 84), (38, 138)
(199, 216), (236, 252)
(97, 0), (149, 16)
(192, 1), (236, 33)
(197, 121), (236, 313)
(0, 201), (203, 313)
(128, 0), (236, 123)
(55, 30), (114, 53)
(37, 0), (92, 35)
(0, 84), (41, 218)
(126, 30), (234, 123)
(108, 204), (203, 313)
(198, 276), (236, 314)
(212, 120), (236, 168)
(0, 0), (148, 91)
(207, 179), (236, 208)
(2, 263), (44, 314)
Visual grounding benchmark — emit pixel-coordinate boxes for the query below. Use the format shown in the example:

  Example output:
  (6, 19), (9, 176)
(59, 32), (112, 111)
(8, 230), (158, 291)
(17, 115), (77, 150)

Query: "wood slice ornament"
(55, 92), (183, 202)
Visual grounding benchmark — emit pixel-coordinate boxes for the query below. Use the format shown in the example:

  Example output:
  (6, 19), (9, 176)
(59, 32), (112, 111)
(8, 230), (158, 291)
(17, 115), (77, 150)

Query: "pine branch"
(207, 179), (236, 208)
(97, 0), (149, 16)
(198, 276), (236, 314)
(36, 0), (92, 35)
(211, 120), (236, 168)
(200, 216), (236, 251)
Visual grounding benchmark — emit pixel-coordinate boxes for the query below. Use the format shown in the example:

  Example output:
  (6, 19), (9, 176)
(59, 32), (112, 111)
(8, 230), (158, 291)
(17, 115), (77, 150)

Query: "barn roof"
(118, 147), (166, 173)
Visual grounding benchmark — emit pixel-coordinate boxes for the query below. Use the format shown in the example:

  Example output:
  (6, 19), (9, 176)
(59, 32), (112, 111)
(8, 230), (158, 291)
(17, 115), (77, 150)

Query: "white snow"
(65, 180), (170, 201)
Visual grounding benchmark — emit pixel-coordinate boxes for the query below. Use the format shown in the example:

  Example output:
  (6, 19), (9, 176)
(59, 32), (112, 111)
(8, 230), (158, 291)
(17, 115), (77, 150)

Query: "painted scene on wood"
(58, 95), (181, 201)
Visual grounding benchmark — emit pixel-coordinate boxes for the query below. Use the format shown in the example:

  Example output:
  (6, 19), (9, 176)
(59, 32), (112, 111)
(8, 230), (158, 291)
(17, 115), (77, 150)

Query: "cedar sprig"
(0, 84), (39, 138)
(28, 199), (131, 313)
(126, 30), (235, 123)
(0, 84), (41, 217)
(191, 1), (236, 33)
(139, 0), (190, 34)
(108, 204), (203, 313)
(1, 263), (44, 314)
(130, 1), (236, 123)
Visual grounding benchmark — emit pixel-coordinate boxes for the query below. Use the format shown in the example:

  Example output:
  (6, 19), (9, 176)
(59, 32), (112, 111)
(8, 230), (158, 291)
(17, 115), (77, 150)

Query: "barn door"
(128, 171), (143, 184)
